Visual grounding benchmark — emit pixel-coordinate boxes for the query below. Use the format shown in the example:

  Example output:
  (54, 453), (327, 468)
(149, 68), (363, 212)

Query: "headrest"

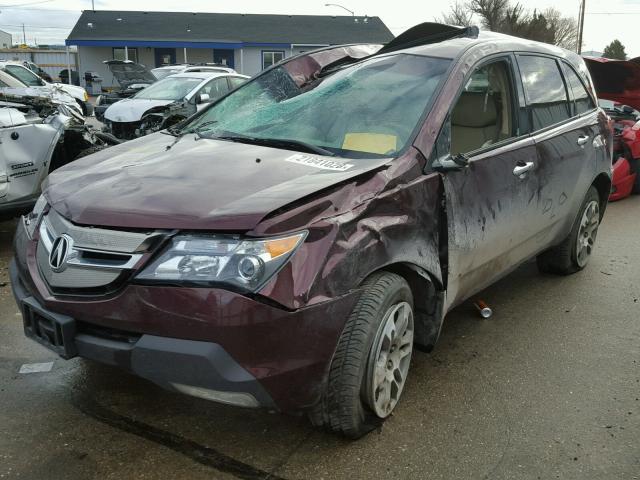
(452, 92), (498, 128)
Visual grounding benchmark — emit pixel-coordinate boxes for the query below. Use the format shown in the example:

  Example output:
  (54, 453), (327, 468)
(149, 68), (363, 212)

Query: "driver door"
(439, 56), (542, 309)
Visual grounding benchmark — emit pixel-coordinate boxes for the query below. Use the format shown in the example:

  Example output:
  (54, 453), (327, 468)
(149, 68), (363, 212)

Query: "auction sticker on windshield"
(285, 154), (354, 171)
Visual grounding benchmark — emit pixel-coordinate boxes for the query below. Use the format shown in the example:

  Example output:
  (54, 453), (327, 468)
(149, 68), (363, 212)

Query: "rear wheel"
(537, 186), (601, 275)
(308, 272), (414, 438)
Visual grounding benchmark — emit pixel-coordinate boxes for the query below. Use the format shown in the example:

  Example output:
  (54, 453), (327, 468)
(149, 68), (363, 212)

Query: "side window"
(450, 59), (516, 155)
(561, 63), (596, 116)
(4, 65), (40, 86)
(197, 78), (230, 101)
(228, 77), (246, 89)
(517, 55), (571, 130)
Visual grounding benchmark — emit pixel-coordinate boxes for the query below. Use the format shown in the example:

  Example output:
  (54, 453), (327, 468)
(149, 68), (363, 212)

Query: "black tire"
(76, 99), (88, 116)
(632, 159), (640, 194)
(308, 272), (413, 438)
(537, 186), (601, 275)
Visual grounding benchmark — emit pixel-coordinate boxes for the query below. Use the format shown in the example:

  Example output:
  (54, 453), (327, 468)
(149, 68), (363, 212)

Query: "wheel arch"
(375, 262), (445, 352)
(591, 172), (612, 215)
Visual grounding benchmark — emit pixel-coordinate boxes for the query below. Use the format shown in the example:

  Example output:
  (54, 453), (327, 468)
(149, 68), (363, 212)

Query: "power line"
(0, 23), (74, 29)
(0, 0), (54, 7)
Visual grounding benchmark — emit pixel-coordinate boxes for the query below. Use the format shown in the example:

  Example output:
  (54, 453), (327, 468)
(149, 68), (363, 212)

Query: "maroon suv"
(11, 24), (612, 438)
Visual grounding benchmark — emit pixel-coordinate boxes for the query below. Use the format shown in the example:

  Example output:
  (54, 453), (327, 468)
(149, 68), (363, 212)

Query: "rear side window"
(561, 63), (595, 115)
(517, 55), (570, 130)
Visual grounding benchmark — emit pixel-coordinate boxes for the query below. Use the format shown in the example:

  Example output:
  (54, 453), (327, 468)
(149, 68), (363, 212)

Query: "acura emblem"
(49, 234), (73, 272)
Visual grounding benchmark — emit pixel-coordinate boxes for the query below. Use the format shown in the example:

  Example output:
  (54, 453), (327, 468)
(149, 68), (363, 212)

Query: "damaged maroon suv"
(11, 24), (612, 438)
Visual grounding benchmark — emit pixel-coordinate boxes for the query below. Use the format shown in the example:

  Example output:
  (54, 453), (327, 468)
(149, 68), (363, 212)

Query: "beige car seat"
(451, 91), (499, 154)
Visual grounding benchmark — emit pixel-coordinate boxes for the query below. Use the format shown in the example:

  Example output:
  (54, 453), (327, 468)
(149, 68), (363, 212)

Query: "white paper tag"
(19, 362), (54, 374)
(285, 154), (353, 171)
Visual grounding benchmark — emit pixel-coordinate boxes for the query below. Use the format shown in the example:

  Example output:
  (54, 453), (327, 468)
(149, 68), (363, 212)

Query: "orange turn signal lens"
(265, 234), (304, 259)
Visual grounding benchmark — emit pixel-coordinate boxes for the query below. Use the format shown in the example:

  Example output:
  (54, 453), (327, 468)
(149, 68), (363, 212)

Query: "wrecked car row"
(585, 56), (640, 201)
(0, 89), (118, 216)
(10, 23), (612, 439)
(95, 60), (247, 140)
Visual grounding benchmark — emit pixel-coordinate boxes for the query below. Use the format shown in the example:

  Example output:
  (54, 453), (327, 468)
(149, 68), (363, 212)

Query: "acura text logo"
(49, 234), (73, 272)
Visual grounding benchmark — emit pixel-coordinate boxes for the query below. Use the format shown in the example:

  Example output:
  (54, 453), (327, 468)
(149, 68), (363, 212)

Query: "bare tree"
(468, 0), (510, 31)
(543, 8), (578, 50)
(437, 1), (474, 26)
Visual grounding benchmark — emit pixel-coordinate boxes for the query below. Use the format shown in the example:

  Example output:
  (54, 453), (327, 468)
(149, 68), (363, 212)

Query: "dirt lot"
(0, 197), (638, 480)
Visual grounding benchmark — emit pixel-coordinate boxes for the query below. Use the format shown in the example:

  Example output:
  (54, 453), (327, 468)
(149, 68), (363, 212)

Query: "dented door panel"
(530, 113), (602, 247)
(442, 137), (542, 309)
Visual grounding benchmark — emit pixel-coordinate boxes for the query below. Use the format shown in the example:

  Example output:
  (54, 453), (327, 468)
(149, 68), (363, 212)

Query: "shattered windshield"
(182, 54), (451, 158)
(133, 77), (201, 101)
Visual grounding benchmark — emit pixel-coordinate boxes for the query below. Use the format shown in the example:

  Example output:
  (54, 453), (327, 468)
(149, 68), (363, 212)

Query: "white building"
(66, 10), (394, 88)
(0, 30), (11, 49)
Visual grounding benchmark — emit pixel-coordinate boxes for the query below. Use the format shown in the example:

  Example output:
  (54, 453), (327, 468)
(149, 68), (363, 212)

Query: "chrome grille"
(36, 210), (164, 291)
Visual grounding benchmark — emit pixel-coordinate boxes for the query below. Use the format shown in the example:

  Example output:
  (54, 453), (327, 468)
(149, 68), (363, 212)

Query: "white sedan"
(103, 71), (248, 140)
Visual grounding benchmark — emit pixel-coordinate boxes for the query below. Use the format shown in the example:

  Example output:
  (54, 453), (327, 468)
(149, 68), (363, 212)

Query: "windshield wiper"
(214, 134), (335, 157)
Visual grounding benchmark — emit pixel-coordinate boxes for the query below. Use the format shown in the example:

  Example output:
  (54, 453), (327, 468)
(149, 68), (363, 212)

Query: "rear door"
(516, 55), (600, 246)
(439, 55), (545, 308)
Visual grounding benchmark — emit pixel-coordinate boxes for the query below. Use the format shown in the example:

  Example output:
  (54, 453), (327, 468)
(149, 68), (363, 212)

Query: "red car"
(586, 57), (640, 201)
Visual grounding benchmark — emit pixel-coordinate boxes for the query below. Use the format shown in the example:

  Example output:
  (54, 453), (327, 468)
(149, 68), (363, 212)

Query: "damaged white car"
(0, 91), (118, 217)
(103, 71), (248, 140)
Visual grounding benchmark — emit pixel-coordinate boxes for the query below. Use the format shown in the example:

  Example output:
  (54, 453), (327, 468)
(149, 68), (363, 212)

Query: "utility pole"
(22, 23), (25, 45)
(577, 0), (586, 54)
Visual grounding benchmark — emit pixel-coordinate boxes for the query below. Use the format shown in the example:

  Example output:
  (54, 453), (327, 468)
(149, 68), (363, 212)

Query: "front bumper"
(11, 219), (359, 411)
(11, 262), (273, 408)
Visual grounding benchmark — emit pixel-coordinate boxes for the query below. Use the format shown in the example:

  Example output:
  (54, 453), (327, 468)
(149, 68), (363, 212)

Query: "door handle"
(513, 161), (535, 177)
(577, 135), (590, 146)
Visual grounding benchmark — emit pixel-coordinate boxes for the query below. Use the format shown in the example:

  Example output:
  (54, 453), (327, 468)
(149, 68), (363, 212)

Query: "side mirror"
(196, 93), (210, 104)
(432, 153), (470, 172)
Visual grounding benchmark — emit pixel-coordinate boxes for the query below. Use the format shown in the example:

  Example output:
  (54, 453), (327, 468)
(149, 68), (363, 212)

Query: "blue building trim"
(66, 39), (292, 49)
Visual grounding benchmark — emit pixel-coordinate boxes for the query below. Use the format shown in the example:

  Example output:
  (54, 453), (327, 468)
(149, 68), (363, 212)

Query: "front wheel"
(537, 186), (601, 275)
(308, 272), (414, 438)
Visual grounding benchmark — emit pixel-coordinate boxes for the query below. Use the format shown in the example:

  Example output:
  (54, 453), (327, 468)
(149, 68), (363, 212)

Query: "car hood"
(0, 86), (76, 106)
(44, 132), (391, 231)
(104, 98), (176, 122)
(585, 56), (640, 111)
(106, 61), (157, 89)
(52, 83), (86, 100)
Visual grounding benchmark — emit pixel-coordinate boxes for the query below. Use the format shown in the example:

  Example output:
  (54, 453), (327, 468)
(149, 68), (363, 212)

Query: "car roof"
(373, 26), (579, 67)
(166, 71), (247, 79)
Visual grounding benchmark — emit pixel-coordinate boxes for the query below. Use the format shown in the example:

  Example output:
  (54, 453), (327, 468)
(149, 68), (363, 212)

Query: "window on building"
(262, 51), (285, 70)
(113, 47), (138, 63)
(517, 55), (571, 131)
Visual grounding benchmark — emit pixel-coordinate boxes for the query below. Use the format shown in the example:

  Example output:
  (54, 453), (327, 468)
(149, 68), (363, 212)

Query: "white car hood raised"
(53, 83), (86, 101)
(104, 98), (176, 123)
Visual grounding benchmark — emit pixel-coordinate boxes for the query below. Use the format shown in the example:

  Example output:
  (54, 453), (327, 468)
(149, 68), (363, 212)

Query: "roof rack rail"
(377, 22), (479, 55)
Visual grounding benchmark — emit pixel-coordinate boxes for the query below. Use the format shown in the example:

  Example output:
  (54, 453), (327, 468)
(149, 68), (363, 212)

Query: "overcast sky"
(0, 0), (639, 56)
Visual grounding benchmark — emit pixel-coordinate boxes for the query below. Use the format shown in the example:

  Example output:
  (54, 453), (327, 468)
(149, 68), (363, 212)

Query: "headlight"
(24, 194), (47, 239)
(95, 95), (102, 106)
(83, 90), (89, 101)
(136, 232), (306, 292)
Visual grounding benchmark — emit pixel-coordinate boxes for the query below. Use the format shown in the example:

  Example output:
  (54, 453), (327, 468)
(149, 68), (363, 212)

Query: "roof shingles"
(67, 11), (394, 45)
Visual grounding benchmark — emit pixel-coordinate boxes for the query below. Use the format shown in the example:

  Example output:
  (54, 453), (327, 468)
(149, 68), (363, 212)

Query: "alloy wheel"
(576, 200), (600, 268)
(366, 301), (414, 418)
